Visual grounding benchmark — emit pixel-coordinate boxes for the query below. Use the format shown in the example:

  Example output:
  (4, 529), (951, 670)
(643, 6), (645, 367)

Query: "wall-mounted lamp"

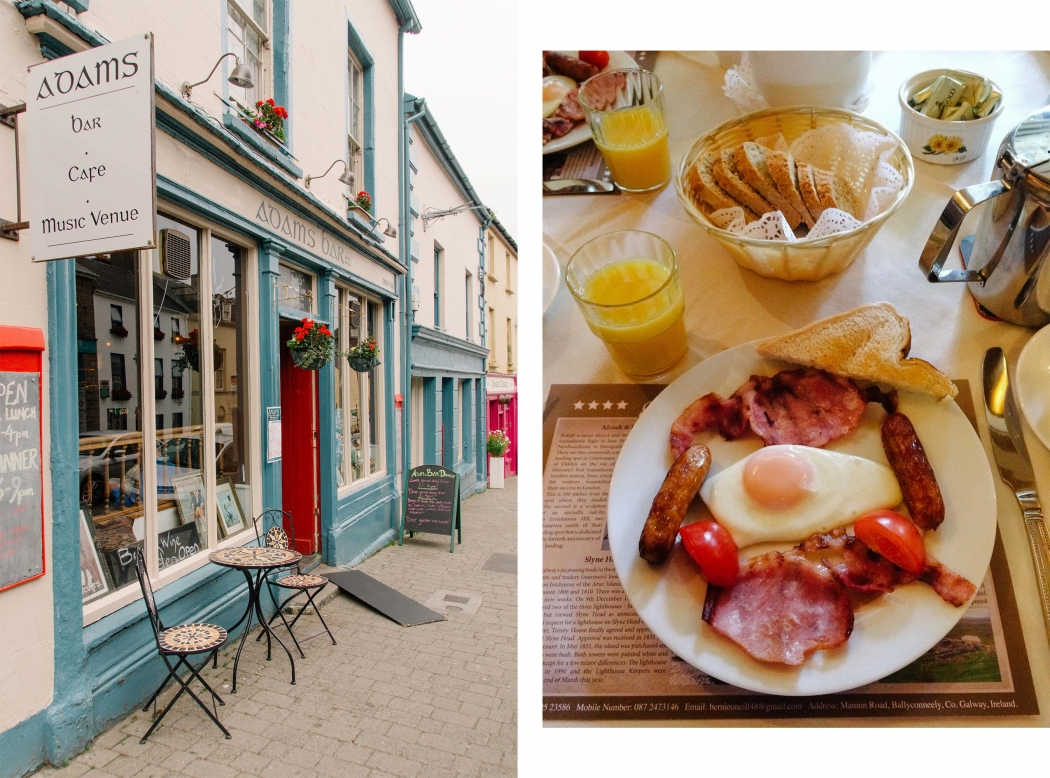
(181, 52), (255, 99)
(370, 217), (398, 239)
(305, 159), (354, 190)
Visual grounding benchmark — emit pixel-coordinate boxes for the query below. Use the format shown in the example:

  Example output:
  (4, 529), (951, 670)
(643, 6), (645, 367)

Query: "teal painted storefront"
(1, 2), (421, 775)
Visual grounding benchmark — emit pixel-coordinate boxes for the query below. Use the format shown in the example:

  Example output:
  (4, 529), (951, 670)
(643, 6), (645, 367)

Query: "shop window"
(225, 0), (270, 111)
(461, 379), (472, 462)
(211, 237), (253, 533)
(334, 287), (384, 487)
(78, 251), (144, 601)
(277, 263), (314, 315)
(77, 216), (258, 618)
(434, 244), (442, 329)
(465, 271), (473, 342)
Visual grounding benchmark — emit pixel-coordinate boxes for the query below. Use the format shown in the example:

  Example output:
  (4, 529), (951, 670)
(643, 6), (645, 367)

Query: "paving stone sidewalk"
(36, 477), (517, 778)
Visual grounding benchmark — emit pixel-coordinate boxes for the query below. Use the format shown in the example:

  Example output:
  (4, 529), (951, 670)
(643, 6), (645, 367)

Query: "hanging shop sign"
(400, 465), (461, 553)
(25, 33), (156, 262)
(0, 327), (46, 593)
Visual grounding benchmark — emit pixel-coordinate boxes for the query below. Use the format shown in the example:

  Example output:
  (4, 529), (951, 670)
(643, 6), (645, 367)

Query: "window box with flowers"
(153, 327), (165, 342)
(346, 336), (380, 372)
(239, 97), (288, 148)
(486, 430), (511, 489)
(155, 388), (168, 401)
(172, 387), (185, 402)
(347, 190), (372, 228)
(112, 387), (133, 402)
(110, 323), (129, 338)
(288, 318), (333, 370)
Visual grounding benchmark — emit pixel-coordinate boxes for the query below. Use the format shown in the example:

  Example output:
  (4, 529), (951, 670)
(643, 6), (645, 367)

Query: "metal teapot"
(919, 104), (1050, 327)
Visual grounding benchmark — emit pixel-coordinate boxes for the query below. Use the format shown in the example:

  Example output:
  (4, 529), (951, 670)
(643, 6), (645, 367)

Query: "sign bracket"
(0, 103), (27, 241)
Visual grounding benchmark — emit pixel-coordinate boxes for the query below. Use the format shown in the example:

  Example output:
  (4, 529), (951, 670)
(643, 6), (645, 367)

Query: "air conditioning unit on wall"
(159, 229), (192, 281)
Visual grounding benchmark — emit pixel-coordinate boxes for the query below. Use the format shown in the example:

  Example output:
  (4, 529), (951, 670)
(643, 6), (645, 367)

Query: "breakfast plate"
(543, 50), (638, 155)
(1015, 323), (1050, 451)
(607, 341), (997, 696)
(543, 242), (560, 314)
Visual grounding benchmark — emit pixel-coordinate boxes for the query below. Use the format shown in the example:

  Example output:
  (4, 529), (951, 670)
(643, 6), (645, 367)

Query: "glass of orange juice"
(566, 231), (687, 378)
(578, 69), (670, 194)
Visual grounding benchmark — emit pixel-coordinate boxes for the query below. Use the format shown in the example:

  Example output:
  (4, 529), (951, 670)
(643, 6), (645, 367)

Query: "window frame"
(225, 0), (272, 114)
(334, 285), (386, 495)
(464, 270), (473, 342)
(433, 243), (442, 330)
(345, 16), (375, 209)
(81, 207), (263, 625)
(347, 50), (364, 194)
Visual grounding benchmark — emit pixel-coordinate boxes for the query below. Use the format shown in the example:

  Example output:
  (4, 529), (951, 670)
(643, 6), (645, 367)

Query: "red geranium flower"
(267, 98), (275, 105)
(256, 100), (263, 107)
(296, 332), (305, 341)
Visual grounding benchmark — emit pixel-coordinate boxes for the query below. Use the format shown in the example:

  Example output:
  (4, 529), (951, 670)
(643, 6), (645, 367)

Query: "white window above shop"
(347, 50), (364, 194)
(225, 0), (271, 110)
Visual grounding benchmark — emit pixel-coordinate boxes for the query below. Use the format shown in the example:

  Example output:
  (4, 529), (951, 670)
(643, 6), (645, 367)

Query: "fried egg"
(699, 445), (902, 548)
(543, 75), (576, 118)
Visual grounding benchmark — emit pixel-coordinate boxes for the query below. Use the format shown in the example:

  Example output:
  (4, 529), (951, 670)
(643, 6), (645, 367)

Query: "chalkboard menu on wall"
(401, 465), (462, 553)
(0, 372), (45, 591)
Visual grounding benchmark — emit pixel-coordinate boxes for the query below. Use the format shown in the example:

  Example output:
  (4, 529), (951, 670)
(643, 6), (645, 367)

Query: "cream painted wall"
(409, 124), (486, 345)
(0, 1), (56, 734)
(484, 229), (517, 375)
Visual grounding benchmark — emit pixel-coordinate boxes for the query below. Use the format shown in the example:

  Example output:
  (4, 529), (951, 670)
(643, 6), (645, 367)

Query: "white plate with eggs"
(543, 51), (638, 155)
(606, 341), (997, 696)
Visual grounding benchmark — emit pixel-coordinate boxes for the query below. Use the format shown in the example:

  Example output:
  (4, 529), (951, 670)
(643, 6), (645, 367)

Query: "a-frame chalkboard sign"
(400, 465), (462, 553)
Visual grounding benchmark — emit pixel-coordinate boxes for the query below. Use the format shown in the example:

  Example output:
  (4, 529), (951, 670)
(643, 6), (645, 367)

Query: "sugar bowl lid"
(1000, 104), (1050, 193)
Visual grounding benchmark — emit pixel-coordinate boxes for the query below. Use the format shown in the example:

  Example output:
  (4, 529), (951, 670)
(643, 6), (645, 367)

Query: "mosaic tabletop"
(208, 547), (302, 569)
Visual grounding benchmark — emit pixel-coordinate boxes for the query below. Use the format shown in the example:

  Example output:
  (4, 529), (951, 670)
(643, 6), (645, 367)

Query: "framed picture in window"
(171, 471), (207, 537)
(80, 502), (112, 602)
(215, 478), (248, 538)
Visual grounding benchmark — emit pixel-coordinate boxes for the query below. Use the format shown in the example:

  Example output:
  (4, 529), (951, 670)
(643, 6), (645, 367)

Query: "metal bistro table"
(209, 546), (302, 693)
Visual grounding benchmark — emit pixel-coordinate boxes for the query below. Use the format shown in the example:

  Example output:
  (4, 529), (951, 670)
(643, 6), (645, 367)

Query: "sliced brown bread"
(685, 153), (760, 222)
(813, 167), (860, 219)
(712, 148), (774, 219)
(796, 162), (824, 222)
(766, 149), (816, 229)
(756, 302), (958, 401)
(734, 142), (803, 230)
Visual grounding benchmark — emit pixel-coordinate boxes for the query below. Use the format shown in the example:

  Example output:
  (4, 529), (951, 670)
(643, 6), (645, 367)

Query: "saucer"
(1015, 323), (1050, 450)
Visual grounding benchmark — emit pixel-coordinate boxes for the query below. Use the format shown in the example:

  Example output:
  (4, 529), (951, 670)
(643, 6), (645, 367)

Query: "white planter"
(489, 456), (505, 488)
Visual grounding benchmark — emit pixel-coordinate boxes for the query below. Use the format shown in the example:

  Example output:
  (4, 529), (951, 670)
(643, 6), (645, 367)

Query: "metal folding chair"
(254, 509), (337, 658)
(133, 549), (231, 743)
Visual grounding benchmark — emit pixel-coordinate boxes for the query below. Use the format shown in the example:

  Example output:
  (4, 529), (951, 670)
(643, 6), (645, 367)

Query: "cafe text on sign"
(26, 34), (156, 262)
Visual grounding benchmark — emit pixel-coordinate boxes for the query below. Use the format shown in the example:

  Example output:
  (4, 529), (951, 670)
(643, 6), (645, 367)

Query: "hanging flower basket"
(348, 355), (380, 372)
(291, 349), (329, 370)
(288, 318), (333, 370)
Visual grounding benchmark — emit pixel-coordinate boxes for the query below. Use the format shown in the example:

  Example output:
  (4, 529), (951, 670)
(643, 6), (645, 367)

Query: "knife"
(542, 178), (617, 195)
(982, 347), (1050, 648)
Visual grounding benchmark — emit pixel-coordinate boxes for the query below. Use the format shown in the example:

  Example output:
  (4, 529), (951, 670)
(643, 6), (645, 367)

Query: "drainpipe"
(399, 25), (427, 505)
(478, 213), (492, 489)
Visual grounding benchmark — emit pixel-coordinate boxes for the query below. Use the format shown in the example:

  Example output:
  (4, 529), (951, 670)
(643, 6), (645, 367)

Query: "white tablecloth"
(543, 50), (1050, 726)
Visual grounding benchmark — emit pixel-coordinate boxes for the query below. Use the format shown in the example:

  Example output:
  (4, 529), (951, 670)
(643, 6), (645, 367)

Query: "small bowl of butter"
(898, 69), (1003, 165)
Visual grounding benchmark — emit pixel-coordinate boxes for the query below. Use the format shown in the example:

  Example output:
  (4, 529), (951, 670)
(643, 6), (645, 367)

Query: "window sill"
(337, 470), (389, 499)
(223, 111), (303, 178)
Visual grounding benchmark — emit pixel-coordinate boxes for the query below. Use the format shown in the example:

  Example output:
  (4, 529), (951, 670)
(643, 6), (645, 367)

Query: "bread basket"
(675, 106), (914, 281)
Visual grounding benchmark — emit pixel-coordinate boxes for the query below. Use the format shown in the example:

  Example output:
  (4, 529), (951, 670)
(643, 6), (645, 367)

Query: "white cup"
(748, 51), (872, 109)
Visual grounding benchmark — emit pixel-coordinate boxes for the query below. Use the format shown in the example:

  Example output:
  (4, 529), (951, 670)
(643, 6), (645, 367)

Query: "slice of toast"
(734, 142), (803, 230)
(685, 153), (759, 222)
(712, 148), (775, 219)
(756, 302), (958, 401)
(796, 162), (824, 223)
(766, 149), (816, 229)
(813, 167), (860, 219)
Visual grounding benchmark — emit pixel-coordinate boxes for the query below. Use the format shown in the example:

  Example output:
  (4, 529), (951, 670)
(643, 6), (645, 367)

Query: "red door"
(280, 322), (321, 554)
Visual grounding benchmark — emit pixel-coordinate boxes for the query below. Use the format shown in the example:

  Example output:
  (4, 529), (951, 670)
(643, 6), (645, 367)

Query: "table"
(209, 546), (302, 693)
(543, 51), (1050, 726)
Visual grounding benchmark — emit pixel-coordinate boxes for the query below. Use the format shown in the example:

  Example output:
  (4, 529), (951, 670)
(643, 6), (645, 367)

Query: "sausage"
(545, 51), (600, 83)
(881, 412), (944, 531)
(639, 444), (712, 564)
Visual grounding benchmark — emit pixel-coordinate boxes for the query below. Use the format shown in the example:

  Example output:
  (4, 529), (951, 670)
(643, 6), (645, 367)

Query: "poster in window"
(215, 478), (248, 537)
(80, 503), (111, 602)
(170, 471), (207, 537)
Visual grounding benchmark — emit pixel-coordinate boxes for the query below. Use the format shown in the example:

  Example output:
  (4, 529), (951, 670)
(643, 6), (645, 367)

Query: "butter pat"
(920, 74), (964, 118)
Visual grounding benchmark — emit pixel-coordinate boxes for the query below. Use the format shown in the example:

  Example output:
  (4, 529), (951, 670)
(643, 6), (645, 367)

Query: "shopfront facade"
(403, 95), (490, 498)
(481, 222), (518, 482)
(0, 1), (421, 775)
